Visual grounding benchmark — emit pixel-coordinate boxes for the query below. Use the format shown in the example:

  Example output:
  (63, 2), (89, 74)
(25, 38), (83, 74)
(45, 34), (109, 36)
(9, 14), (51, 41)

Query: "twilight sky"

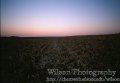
(1, 0), (120, 37)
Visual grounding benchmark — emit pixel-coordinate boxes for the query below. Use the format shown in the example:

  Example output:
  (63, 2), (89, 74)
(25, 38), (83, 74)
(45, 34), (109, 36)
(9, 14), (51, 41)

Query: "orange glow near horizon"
(1, 0), (120, 37)
(2, 22), (117, 37)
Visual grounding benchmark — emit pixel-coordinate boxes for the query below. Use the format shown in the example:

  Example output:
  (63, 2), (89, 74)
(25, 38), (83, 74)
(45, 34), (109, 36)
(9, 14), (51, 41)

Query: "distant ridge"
(65, 33), (120, 37)
(0, 33), (120, 38)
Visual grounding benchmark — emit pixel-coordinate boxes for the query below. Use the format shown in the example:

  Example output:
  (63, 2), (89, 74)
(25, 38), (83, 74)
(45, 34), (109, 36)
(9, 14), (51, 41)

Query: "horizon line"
(1, 32), (120, 37)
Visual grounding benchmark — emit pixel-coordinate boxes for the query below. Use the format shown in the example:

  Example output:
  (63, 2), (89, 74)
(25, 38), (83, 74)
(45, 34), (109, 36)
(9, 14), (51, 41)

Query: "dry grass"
(1, 34), (120, 83)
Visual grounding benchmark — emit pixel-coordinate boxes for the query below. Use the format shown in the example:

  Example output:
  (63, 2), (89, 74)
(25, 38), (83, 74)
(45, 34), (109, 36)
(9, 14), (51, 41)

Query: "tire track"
(39, 39), (62, 68)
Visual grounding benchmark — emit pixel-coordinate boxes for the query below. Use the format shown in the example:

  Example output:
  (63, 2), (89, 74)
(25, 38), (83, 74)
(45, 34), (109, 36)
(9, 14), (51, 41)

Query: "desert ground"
(1, 34), (120, 83)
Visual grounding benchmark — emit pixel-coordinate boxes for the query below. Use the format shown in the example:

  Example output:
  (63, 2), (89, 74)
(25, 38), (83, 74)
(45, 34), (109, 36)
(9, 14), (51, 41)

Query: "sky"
(1, 0), (120, 37)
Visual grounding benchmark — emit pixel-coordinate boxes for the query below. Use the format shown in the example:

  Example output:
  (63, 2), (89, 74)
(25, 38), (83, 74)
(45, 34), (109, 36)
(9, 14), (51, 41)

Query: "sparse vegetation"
(1, 34), (120, 83)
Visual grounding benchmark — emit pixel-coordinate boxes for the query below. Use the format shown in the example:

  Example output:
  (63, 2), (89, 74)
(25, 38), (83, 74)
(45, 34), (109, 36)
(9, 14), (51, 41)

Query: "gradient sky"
(1, 0), (120, 37)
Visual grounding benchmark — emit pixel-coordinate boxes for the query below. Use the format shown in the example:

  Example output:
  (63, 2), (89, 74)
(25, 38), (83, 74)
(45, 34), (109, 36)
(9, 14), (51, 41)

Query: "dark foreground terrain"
(1, 34), (120, 83)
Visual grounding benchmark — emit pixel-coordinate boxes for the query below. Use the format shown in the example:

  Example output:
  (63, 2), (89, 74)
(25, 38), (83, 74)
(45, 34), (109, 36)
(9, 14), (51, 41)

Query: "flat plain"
(1, 34), (120, 83)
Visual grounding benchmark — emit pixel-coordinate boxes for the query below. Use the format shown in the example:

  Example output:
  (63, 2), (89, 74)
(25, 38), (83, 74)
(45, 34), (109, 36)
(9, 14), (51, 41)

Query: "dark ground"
(0, 34), (120, 83)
